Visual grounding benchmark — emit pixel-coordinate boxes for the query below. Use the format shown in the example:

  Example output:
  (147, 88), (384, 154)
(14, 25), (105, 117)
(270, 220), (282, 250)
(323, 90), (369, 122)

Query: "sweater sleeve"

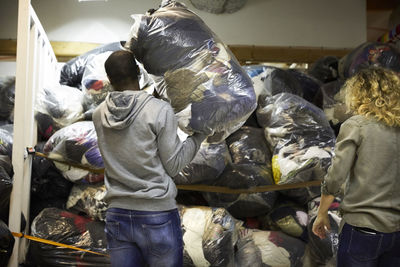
(321, 118), (360, 196)
(156, 104), (206, 177)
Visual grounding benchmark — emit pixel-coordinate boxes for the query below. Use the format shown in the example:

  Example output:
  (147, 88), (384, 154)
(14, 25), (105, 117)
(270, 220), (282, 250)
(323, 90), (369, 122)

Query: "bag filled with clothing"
(202, 163), (278, 218)
(29, 208), (109, 267)
(35, 84), (85, 140)
(338, 42), (400, 79)
(43, 121), (104, 184)
(235, 228), (305, 267)
(60, 42), (124, 89)
(125, 0), (256, 142)
(0, 76), (15, 122)
(256, 93), (335, 204)
(173, 141), (230, 185)
(66, 183), (107, 221)
(179, 205), (241, 267)
(0, 124), (13, 158)
(0, 219), (14, 267)
(0, 155), (13, 222)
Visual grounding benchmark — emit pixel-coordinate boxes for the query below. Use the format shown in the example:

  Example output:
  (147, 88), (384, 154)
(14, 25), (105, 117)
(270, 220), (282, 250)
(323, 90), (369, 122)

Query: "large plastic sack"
(202, 163), (278, 218)
(43, 121), (104, 184)
(35, 84), (85, 140)
(339, 42), (400, 79)
(320, 80), (351, 132)
(0, 219), (14, 267)
(0, 76), (15, 122)
(258, 199), (309, 240)
(225, 126), (272, 166)
(0, 155), (13, 222)
(29, 208), (109, 267)
(0, 124), (13, 158)
(235, 228), (305, 267)
(286, 69), (323, 109)
(60, 42), (124, 89)
(246, 65), (304, 98)
(30, 142), (73, 221)
(305, 214), (340, 267)
(307, 56), (339, 83)
(173, 141), (230, 185)
(256, 93), (335, 204)
(179, 205), (240, 267)
(66, 183), (107, 221)
(125, 1), (256, 142)
(80, 51), (153, 117)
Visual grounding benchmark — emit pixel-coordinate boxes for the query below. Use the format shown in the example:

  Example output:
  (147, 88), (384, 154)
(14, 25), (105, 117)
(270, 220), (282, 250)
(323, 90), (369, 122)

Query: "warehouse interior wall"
(0, 0), (366, 48)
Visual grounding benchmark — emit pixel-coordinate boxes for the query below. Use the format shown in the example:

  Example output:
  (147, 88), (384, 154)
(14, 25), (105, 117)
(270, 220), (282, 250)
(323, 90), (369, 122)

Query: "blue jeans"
(105, 208), (183, 267)
(337, 223), (400, 267)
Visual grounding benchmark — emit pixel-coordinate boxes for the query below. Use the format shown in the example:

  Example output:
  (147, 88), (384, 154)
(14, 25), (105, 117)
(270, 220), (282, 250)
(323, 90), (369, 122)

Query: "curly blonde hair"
(343, 67), (400, 127)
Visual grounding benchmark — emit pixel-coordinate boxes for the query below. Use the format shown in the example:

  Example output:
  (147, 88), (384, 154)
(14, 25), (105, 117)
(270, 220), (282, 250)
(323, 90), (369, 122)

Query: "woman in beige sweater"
(312, 67), (400, 267)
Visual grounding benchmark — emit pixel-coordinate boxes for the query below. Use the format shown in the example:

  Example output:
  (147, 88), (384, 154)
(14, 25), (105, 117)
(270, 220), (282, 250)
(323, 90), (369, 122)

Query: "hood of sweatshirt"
(100, 90), (152, 130)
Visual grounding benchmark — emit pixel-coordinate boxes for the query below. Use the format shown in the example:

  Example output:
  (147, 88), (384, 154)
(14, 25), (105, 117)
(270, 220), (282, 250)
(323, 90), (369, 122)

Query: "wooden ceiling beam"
(0, 39), (353, 64)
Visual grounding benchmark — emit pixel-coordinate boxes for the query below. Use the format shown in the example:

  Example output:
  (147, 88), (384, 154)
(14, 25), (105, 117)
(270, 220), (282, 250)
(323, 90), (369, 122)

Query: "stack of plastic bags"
(203, 126), (277, 218)
(257, 93), (335, 204)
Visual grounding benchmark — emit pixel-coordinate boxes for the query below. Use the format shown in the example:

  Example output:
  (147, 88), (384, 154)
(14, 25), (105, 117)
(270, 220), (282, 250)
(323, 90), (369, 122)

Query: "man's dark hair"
(104, 50), (140, 91)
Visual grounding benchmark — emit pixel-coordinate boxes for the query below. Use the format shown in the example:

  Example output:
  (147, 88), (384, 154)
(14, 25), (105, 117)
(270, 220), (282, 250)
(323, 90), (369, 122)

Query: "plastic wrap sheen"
(126, 1), (256, 142)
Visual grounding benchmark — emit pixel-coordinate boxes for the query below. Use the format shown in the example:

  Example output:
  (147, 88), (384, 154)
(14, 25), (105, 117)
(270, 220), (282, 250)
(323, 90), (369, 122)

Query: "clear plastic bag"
(60, 42), (124, 89)
(0, 76), (15, 122)
(0, 124), (13, 158)
(67, 183), (107, 221)
(226, 126), (272, 166)
(43, 121), (104, 184)
(126, 1), (256, 142)
(173, 141), (231, 185)
(339, 42), (400, 79)
(235, 228), (305, 267)
(202, 163), (278, 218)
(179, 205), (240, 267)
(35, 84), (85, 139)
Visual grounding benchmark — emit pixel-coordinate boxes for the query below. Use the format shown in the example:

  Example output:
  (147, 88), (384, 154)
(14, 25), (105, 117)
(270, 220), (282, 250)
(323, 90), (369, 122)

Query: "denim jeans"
(105, 208), (183, 267)
(337, 223), (400, 267)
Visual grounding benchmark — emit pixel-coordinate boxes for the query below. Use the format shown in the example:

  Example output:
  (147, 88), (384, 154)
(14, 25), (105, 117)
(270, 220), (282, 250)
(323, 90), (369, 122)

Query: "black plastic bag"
(0, 219), (14, 267)
(0, 155), (13, 222)
(173, 141), (230, 185)
(203, 163), (278, 218)
(60, 42), (123, 89)
(0, 76), (15, 122)
(29, 208), (109, 267)
(339, 42), (400, 79)
(308, 56), (339, 83)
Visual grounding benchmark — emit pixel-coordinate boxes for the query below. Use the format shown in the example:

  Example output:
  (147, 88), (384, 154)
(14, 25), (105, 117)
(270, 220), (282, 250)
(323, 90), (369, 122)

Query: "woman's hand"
(312, 213), (331, 239)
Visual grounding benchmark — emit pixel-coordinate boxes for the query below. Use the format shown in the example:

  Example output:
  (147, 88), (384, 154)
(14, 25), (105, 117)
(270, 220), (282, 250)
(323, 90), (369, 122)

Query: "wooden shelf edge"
(0, 39), (353, 63)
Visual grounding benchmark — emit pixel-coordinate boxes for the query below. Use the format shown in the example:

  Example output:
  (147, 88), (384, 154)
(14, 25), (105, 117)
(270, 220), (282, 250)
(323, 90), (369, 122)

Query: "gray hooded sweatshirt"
(93, 90), (205, 211)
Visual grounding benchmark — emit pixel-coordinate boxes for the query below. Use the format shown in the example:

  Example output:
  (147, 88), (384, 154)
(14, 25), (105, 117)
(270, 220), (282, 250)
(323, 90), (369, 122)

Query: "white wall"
(0, 0), (366, 48)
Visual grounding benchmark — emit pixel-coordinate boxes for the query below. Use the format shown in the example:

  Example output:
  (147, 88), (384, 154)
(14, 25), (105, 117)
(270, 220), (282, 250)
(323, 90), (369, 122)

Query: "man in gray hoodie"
(93, 50), (206, 267)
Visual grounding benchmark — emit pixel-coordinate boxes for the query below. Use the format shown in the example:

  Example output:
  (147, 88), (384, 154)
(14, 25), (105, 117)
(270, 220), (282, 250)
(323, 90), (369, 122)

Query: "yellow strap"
(34, 151), (322, 193)
(11, 232), (109, 257)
